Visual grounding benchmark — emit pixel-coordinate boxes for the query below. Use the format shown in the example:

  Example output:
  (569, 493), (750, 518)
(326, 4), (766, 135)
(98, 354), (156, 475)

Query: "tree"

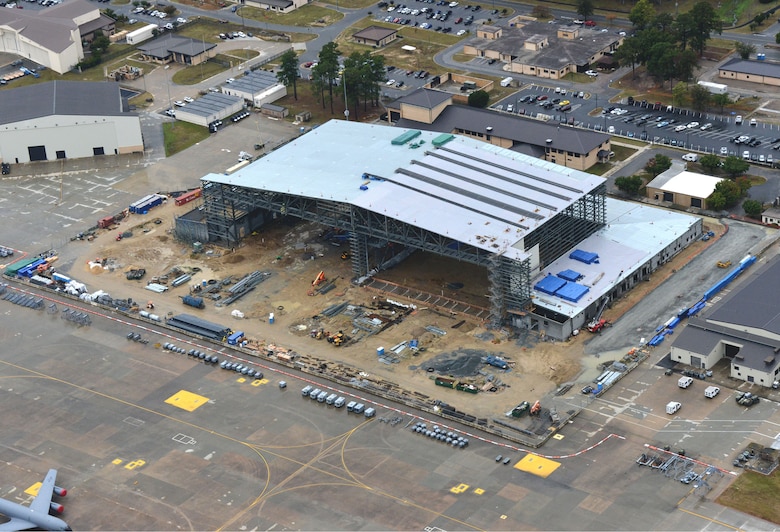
(468, 90), (489, 108)
(674, 12), (694, 50)
(645, 154), (672, 177)
(646, 42), (677, 88)
(276, 49), (300, 100)
(531, 5), (550, 18)
(735, 41), (756, 60)
(577, 0), (594, 20)
(710, 179), (745, 208)
(672, 81), (687, 107)
(742, 199), (763, 218)
(712, 92), (731, 114)
(776, 32), (780, 44)
(615, 175), (644, 195)
(614, 37), (642, 78)
(708, 191), (726, 210)
(163, 5), (176, 15)
(629, 0), (656, 30)
(721, 155), (750, 177)
(316, 42), (341, 115)
(689, 84), (711, 111)
(653, 12), (674, 32)
(699, 154), (721, 173)
(689, 1), (722, 57)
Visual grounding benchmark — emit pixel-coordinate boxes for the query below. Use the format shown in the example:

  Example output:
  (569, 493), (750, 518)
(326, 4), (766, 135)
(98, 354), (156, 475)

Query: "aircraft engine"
(54, 486), (67, 497)
(50, 502), (64, 514)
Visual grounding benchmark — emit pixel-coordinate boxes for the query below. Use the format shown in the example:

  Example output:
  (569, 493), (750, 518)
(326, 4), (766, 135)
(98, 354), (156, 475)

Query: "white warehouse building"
(0, 81), (143, 164)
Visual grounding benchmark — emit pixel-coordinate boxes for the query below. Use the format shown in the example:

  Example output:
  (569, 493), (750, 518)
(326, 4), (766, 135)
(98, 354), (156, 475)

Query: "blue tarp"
(535, 275), (567, 295)
(557, 269), (582, 282)
(570, 249), (599, 264)
(556, 282), (590, 303)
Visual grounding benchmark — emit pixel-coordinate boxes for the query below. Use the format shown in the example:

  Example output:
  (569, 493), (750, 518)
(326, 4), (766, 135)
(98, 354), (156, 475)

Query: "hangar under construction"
(177, 120), (700, 339)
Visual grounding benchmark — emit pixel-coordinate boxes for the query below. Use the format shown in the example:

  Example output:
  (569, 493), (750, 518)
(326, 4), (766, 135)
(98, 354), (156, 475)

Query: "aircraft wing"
(0, 517), (37, 531)
(29, 469), (58, 514)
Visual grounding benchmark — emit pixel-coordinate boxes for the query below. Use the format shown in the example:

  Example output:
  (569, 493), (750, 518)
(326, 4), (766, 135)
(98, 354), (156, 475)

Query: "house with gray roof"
(389, 88), (610, 170)
(0, 0), (113, 73)
(245, 0), (307, 14)
(670, 256), (780, 388)
(137, 34), (217, 66)
(0, 81), (142, 163)
(718, 57), (780, 87)
(463, 20), (622, 79)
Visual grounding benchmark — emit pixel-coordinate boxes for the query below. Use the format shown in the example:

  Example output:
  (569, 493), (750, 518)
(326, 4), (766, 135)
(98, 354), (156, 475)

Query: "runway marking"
(24, 481), (43, 497)
(449, 483), (469, 494)
(515, 454), (560, 478)
(124, 459), (147, 470)
(165, 390), (209, 412)
(677, 508), (743, 531)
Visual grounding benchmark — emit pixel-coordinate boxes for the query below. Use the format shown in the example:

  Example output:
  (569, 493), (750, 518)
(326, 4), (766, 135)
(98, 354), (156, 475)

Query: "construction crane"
(312, 271), (326, 287)
(587, 298), (611, 333)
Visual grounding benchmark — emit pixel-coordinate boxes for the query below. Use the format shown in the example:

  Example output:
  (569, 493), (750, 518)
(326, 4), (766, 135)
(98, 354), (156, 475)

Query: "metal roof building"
(671, 256), (780, 388)
(195, 120), (608, 326)
(221, 70), (287, 108)
(0, 81), (143, 163)
(173, 92), (244, 127)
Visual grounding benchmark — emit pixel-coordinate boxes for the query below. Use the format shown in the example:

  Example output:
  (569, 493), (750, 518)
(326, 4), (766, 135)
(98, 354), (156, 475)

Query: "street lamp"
(343, 77), (349, 121)
(164, 64), (173, 116)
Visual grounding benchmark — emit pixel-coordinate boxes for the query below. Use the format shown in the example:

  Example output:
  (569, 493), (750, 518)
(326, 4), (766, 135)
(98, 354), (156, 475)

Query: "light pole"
(343, 76), (349, 121)
(164, 64), (173, 116)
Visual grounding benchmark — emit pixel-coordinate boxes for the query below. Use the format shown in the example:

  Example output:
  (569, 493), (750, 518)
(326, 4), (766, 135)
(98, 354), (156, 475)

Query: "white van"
(334, 396), (346, 408)
(301, 385), (313, 397)
(316, 391), (328, 402)
(353, 403), (365, 414)
(364, 407), (376, 418)
(704, 386), (720, 398)
(500, 76), (513, 87)
(666, 401), (682, 415)
(678, 376), (693, 389)
(346, 400), (357, 412)
(325, 393), (338, 405)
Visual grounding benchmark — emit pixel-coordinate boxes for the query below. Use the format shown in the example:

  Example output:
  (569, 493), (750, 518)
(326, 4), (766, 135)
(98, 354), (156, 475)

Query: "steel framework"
(200, 179), (605, 325)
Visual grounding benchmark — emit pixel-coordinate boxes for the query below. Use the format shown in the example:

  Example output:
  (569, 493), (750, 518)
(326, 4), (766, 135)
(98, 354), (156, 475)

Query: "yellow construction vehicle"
(717, 260), (732, 268)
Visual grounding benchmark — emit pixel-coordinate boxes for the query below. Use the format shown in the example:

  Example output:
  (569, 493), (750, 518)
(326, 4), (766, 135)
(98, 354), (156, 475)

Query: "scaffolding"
(197, 177), (604, 327)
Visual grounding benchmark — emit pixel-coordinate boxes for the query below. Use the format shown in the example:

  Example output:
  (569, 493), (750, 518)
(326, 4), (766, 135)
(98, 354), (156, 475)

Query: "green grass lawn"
(172, 60), (230, 85)
(239, 4), (344, 27)
(718, 469), (780, 525)
(163, 121), (211, 157)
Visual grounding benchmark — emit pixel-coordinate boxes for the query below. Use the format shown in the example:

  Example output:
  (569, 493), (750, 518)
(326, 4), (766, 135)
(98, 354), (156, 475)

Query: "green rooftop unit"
(432, 133), (455, 147)
(391, 130), (422, 146)
(5, 257), (37, 276)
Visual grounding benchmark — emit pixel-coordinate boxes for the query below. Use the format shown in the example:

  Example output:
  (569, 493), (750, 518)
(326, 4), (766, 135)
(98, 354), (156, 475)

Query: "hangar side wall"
(0, 114), (142, 162)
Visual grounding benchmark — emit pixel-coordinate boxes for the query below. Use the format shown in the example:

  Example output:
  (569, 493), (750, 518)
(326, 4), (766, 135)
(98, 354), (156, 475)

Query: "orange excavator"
(530, 400), (542, 417)
(312, 271), (326, 287)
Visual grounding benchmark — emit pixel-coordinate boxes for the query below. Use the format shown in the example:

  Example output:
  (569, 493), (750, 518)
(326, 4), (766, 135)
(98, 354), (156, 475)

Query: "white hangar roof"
(202, 120), (605, 262)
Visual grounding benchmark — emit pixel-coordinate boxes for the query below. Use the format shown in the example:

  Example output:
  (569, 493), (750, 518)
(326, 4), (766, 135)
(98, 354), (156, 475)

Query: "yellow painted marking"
(500, 515), (507, 520)
(124, 459), (146, 470)
(165, 390), (209, 412)
(112, 458), (123, 465)
(256, 378), (269, 385)
(515, 454), (560, 478)
(237, 377), (247, 383)
(24, 482), (42, 497)
(450, 483), (469, 494)
(553, 434), (565, 440)
(251, 379), (262, 387)
(473, 488), (485, 495)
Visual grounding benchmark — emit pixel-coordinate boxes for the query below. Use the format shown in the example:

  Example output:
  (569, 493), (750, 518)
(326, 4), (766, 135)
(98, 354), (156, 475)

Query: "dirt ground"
(64, 199), (722, 418)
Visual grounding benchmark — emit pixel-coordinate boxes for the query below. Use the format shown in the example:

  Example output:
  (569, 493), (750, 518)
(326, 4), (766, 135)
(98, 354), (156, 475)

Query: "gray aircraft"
(0, 469), (71, 531)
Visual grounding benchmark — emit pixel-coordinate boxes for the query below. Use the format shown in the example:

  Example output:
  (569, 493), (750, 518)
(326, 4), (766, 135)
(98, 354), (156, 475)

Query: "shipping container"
(175, 188), (202, 206)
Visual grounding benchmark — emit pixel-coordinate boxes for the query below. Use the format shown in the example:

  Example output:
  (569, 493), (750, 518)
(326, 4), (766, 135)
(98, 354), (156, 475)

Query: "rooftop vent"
(486, 126), (493, 131)
(545, 138), (553, 143)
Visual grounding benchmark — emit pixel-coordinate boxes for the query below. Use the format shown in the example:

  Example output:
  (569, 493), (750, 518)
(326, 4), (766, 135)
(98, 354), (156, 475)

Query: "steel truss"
(201, 180), (604, 325)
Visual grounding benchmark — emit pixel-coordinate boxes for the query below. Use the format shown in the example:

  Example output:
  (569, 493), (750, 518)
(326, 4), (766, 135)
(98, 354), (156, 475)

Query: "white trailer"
(500, 76), (514, 87)
(126, 24), (159, 45)
(697, 81), (728, 95)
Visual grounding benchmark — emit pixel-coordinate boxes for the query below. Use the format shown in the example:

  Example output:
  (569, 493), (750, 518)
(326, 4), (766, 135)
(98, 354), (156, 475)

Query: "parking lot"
(494, 83), (780, 162)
